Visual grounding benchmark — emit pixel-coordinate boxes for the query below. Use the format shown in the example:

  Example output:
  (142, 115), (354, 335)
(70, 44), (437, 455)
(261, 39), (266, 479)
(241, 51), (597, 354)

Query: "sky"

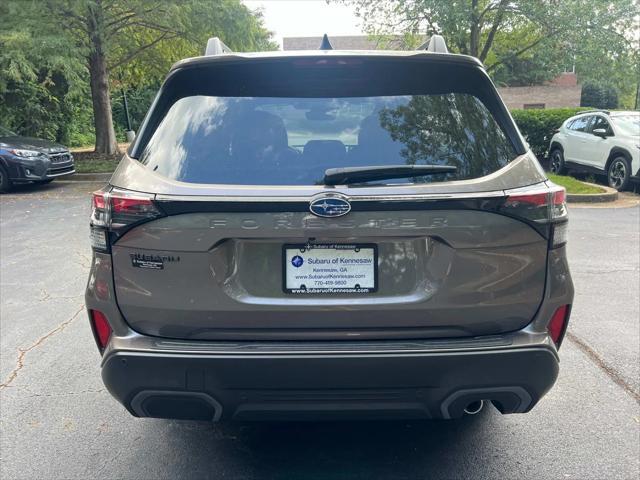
(243, 1), (365, 49)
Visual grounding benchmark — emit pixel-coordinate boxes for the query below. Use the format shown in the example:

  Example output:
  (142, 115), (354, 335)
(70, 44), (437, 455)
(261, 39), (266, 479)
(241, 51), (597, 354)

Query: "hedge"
(510, 107), (591, 159)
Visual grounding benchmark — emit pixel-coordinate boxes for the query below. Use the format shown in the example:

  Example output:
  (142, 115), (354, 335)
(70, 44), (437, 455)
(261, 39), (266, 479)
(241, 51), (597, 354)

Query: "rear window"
(137, 59), (519, 186)
(611, 115), (640, 136)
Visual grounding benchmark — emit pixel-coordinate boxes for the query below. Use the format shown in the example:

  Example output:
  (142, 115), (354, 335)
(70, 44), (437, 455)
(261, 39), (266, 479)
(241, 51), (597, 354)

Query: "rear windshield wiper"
(323, 165), (457, 186)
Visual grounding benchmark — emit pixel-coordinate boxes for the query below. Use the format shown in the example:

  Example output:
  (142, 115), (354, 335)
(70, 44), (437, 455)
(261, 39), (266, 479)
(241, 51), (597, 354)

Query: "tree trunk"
(88, 52), (119, 155)
(469, 0), (480, 58)
(86, 1), (119, 155)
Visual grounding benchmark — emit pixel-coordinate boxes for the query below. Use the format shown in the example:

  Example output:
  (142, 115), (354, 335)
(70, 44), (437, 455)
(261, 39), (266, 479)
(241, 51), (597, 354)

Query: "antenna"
(424, 34), (448, 53)
(204, 37), (232, 56)
(319, 34), (333, 50)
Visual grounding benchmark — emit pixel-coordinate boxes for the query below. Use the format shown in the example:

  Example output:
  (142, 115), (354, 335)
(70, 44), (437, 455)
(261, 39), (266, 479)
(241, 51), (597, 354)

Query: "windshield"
(140, 93), (515, 186)
(611, 115), (640, 137)
(0, 125), (16, 137)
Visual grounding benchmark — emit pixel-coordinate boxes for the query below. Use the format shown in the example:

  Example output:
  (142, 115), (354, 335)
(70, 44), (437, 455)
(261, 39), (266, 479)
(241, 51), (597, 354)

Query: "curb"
(566, 183), (618, 203)
(63, 173), (113, 182)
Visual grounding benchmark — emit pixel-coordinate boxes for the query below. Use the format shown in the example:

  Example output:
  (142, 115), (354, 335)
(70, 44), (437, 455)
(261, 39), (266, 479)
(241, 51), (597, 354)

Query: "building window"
(523, 103), (546, 109)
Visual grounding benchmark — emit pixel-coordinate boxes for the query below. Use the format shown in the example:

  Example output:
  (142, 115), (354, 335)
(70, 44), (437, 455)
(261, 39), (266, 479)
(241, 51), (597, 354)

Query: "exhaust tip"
(463, 400), (484, 415)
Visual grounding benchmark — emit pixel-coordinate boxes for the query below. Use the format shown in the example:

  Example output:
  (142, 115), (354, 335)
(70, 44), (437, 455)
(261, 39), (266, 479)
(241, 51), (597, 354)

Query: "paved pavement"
(1, 181), (639, 480)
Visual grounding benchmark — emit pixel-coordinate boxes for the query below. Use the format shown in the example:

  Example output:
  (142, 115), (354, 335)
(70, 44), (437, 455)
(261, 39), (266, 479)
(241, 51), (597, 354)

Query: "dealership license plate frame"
(283, 243), (378, 294)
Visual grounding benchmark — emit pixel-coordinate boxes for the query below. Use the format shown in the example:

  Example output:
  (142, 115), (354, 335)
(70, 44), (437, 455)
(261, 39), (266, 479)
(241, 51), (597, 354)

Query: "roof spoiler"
(204, 37), (232, 56)
(419, 34), (449, 53)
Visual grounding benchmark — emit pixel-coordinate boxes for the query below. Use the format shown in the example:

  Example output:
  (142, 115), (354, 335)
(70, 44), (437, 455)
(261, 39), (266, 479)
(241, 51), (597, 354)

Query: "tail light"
(89, 309), (112, 351)
(548, 305), (570, 348)
(501, 184), (568, 248)
(90, 188), (163, 252)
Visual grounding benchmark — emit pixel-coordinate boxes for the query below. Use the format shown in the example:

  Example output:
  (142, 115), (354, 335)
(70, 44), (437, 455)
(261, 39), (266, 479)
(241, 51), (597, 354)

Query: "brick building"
(497, 73), (582, 110)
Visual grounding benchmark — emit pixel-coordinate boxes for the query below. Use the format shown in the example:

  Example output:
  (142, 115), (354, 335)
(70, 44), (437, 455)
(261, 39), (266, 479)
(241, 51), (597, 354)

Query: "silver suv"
(86, 36), (573, 422)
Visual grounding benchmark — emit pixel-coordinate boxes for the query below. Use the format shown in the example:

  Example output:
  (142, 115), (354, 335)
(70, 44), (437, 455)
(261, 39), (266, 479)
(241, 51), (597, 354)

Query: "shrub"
(510, 107), (590, 159)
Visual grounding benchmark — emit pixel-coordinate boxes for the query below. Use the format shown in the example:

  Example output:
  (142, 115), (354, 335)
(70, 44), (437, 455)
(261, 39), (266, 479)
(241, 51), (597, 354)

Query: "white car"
(549, 110), (640, 190)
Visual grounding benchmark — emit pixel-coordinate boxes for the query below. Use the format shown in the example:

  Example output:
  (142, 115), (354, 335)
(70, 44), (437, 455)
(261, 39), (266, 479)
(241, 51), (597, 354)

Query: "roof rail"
(204, 37), (232, 56)
(424, 34), (448, 53)
(578, 109), (610, 115)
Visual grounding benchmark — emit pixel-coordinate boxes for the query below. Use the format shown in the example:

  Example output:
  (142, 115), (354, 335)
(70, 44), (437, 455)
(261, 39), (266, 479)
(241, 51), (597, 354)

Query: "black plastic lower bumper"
(101, 339), (559, 421)
(5, 158), (74, 182)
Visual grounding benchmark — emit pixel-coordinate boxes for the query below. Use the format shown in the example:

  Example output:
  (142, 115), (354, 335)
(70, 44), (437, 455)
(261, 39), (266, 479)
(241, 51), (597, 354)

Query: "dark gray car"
(86, 37), (573, 422)
(0, 126), (75, 192)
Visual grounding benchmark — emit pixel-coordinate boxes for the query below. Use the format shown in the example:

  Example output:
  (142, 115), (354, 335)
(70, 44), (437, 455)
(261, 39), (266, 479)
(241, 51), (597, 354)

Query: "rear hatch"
(93, 53), (566, 340)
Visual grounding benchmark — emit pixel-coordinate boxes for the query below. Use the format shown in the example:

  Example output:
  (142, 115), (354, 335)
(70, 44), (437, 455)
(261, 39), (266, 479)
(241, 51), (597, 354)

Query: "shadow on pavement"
(125, 410), (495, 479)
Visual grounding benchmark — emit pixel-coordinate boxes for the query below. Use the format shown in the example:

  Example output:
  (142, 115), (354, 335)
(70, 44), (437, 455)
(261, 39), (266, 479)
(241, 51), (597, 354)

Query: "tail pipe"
(463, 400), (484, 415)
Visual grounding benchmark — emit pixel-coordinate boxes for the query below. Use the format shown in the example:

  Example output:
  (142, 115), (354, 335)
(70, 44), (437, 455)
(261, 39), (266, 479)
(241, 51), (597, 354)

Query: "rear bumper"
(101, 332), (559, 421)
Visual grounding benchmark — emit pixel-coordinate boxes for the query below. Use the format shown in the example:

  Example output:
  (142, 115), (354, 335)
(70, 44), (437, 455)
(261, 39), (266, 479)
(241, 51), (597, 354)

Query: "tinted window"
(569, 116), (591, 132)
(590, 116), (612, 134)
(140, 94), (515, 186)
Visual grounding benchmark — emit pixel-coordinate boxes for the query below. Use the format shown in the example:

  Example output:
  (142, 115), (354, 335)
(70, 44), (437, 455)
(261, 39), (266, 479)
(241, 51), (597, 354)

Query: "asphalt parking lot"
(1, 181), (639, 480)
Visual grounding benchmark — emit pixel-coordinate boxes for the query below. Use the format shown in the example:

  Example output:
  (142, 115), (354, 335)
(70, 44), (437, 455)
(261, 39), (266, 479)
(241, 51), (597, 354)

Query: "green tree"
(1, 0), (275, 153)
(339, 0), (638, 89)
(581, 82), (619, 109)
(379, 94), (514, 178)
(0, 2), (86, 142)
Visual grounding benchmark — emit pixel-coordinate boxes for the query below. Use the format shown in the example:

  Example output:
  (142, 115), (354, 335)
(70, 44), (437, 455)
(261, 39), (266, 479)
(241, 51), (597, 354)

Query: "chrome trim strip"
(45, 169), (76, 178)
(154, 189), (508, 203)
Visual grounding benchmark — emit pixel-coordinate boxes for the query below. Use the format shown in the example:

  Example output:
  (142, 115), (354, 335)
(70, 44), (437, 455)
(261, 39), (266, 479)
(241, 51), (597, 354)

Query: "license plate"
(283, 244), (377, 294)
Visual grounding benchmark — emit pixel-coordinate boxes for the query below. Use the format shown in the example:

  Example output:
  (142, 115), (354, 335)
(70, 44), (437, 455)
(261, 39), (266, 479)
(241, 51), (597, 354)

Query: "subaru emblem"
(309, 195), (351, 218)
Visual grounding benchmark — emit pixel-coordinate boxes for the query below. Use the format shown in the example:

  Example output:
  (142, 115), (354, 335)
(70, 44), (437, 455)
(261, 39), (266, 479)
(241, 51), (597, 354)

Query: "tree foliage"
(0, 0), (275, 151)
(580, 82), (619, 110)
(339, 0), (639, 105)
(379, 94), (514, 178)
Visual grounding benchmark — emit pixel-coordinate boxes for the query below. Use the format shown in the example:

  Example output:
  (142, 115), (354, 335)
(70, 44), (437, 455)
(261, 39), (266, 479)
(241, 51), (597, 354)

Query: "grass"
(71, 143), (129, 173)
(547, 173), (606, 194)
(73, 152), (121, 173)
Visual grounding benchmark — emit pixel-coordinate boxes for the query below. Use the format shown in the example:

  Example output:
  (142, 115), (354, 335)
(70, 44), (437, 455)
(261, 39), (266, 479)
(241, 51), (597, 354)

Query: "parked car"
(86, 36), (573, 422)
(0, 125), (75, 192)
(549, 110), (640, 191)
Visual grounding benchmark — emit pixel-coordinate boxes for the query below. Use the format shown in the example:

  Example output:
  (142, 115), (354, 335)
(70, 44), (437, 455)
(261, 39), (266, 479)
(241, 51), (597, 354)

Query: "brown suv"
(86, 36), (573, 422)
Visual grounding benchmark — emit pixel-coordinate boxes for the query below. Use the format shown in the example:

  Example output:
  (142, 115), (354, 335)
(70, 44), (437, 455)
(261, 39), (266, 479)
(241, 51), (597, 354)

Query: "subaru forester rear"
(85, 36), (573, 422)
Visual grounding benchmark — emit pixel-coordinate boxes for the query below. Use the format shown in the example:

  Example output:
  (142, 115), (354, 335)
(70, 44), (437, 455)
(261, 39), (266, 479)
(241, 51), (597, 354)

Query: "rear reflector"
(548, 305), (570, 347)
(89, 310), (112, 350)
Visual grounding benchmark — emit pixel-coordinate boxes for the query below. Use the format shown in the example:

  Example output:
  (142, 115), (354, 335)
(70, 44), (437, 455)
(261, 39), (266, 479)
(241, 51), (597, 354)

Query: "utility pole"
(121, 88), (132, 132)
(118, 73), (136, 142)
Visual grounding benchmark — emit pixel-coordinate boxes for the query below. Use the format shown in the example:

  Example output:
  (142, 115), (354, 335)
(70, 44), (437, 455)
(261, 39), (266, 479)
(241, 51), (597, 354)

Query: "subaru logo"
(309, 196), (351, 218)
(291, 255), (304, 268)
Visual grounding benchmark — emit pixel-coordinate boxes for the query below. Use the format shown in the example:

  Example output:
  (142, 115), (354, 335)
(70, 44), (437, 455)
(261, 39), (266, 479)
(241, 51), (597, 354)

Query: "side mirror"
(592, 128), (608, 138)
